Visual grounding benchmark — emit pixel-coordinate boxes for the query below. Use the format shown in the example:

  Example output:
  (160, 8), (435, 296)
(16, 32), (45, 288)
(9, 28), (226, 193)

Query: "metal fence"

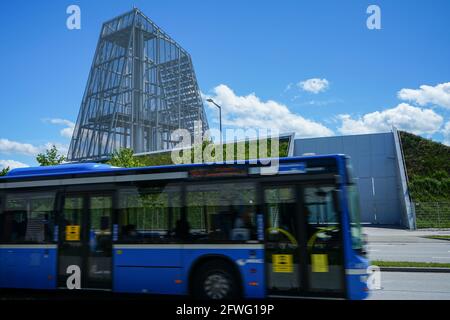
(414, 202), (450, 229)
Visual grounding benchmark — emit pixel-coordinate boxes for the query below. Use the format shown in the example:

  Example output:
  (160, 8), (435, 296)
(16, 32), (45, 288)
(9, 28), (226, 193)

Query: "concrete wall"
(293, 132), (409, 227)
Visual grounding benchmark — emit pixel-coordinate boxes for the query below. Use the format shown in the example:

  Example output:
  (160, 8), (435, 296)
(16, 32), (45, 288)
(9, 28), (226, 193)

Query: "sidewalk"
(364, 226), (450, 243)
(364, 227), (450, 265)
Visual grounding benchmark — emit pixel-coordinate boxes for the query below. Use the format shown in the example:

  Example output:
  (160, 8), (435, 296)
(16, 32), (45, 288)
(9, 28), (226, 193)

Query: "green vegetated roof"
(133, 138), (291, 167)
(400, 131), (450, 177)
(399, 131), (450, 203)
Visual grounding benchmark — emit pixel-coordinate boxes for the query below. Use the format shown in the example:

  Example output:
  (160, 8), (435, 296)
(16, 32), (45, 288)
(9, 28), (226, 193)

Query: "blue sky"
(0, 0), (449, 168)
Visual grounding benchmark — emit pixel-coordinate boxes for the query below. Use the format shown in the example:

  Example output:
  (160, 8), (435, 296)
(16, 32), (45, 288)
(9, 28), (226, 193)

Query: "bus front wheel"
(192, 260), (240, 300)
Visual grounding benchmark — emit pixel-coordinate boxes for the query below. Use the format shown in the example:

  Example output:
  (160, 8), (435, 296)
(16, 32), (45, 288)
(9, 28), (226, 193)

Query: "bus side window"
(186, 183), (258, 242)
(0, 192), (55, 244)
(0, 195), (4, 242)
(264, 187), (297, 244)
(117, 185), (181, 243)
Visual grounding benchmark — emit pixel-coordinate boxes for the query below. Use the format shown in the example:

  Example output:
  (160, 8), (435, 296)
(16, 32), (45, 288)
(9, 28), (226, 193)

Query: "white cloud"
(398, 82), (450, 109)
(303, 98), (343, 107)
(205, 84), (334, 138)
(0, 138), (40, 156)
(298, 78), (329, 94)
(44, 142), (69, 157)
(60, 127), (75, 139)
(0, 159), (29, 170)
(0, 138), (69, 158)
(443, 121), (450, 146)
(44, 118), (75, 138)
(337, 103), (443, 136)
(0, 119), (72, 165)
(284, 83), (294, 92)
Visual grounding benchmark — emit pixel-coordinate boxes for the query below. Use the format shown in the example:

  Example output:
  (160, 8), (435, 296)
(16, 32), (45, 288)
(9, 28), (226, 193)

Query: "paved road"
(364, 227), (450, 263)
(368, 271), (450, 300)
(2, 272), (450, 300)
(368, 242), (450, 263)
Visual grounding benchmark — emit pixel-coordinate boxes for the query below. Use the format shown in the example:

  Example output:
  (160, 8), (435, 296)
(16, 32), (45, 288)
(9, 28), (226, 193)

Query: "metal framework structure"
(68, 8), (209, 161)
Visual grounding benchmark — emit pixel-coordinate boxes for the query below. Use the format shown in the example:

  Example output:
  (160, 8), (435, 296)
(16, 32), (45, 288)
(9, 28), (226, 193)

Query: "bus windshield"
(347, 184), (363, 251)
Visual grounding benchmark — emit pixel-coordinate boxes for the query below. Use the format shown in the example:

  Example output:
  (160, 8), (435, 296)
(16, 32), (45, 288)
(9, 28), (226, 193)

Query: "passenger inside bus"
(231, 207), (254, 241)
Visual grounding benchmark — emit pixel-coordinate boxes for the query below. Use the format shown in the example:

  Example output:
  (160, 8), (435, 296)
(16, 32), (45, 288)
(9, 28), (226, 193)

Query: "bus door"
(58, 193), (114, 290)
(264, 184), (345, 297)
(264, 185), (303, 294)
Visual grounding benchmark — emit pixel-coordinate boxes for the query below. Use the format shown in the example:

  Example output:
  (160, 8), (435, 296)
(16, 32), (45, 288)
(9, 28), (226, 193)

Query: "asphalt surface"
(364, 227), (450, 263)
(368, 271), (450, 300)
(1, 227), (449, 301)
(2, 272), (450, 300)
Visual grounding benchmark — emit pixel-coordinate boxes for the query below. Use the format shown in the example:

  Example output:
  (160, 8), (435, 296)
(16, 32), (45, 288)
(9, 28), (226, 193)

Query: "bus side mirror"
(332, 189), (341, 213)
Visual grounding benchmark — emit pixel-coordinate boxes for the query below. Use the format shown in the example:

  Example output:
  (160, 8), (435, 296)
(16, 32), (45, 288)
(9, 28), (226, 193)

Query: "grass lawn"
(423, 235), (450, 241)
(372, 260), (450, 268)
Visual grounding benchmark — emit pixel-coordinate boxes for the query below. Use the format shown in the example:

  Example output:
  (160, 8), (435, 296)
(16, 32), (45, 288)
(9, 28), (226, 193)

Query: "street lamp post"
(206, 98), (222, 145)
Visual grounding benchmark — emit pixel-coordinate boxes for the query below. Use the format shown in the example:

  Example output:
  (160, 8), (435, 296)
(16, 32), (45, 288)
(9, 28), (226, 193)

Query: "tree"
(107, 148), (143, 168)
(0, 167), (10, 176)
(36, 145), (66, 166)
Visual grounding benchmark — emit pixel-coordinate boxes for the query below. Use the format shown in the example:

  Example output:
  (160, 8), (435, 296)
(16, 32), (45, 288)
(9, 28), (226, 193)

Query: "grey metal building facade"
(293, 130), (414, 229)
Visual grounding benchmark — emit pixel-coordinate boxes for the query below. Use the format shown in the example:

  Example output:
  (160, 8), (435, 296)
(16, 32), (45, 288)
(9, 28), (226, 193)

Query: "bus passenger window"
(0, 193), (55, 244)
(118, 186), (181, 243)
(186, 183), (258, 242)
(264, 187), (297, 244)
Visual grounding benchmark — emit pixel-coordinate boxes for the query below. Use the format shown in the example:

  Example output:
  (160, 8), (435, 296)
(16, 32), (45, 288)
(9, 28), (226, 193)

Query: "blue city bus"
(0, 155), (369, 299)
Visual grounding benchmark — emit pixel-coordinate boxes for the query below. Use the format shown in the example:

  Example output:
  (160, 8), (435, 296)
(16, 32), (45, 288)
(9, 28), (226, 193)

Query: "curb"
(380, 267), (450, 273)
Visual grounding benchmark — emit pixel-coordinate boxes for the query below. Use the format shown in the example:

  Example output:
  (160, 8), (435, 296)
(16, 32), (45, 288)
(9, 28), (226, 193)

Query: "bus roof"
(1, 154), (346, 181)
(4, 162), (115, 178)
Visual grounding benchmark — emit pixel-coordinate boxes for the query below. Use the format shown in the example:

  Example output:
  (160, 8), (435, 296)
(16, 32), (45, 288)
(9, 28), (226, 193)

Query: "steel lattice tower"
(67, 8), (209, 161)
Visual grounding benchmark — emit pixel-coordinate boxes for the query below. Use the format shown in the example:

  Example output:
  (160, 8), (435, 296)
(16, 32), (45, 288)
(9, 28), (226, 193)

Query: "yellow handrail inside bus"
(266, 227), (298, 246)
(306, 226), (338, 251)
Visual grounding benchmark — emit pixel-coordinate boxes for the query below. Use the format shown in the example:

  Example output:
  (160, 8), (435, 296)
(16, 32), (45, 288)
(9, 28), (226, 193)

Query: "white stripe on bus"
(0, 171), (188, 189)
(345, 269), (367, 275)
(0, 244), (263, 250)
(113, 244), (264, 250)
(0, 244), (58, 249)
